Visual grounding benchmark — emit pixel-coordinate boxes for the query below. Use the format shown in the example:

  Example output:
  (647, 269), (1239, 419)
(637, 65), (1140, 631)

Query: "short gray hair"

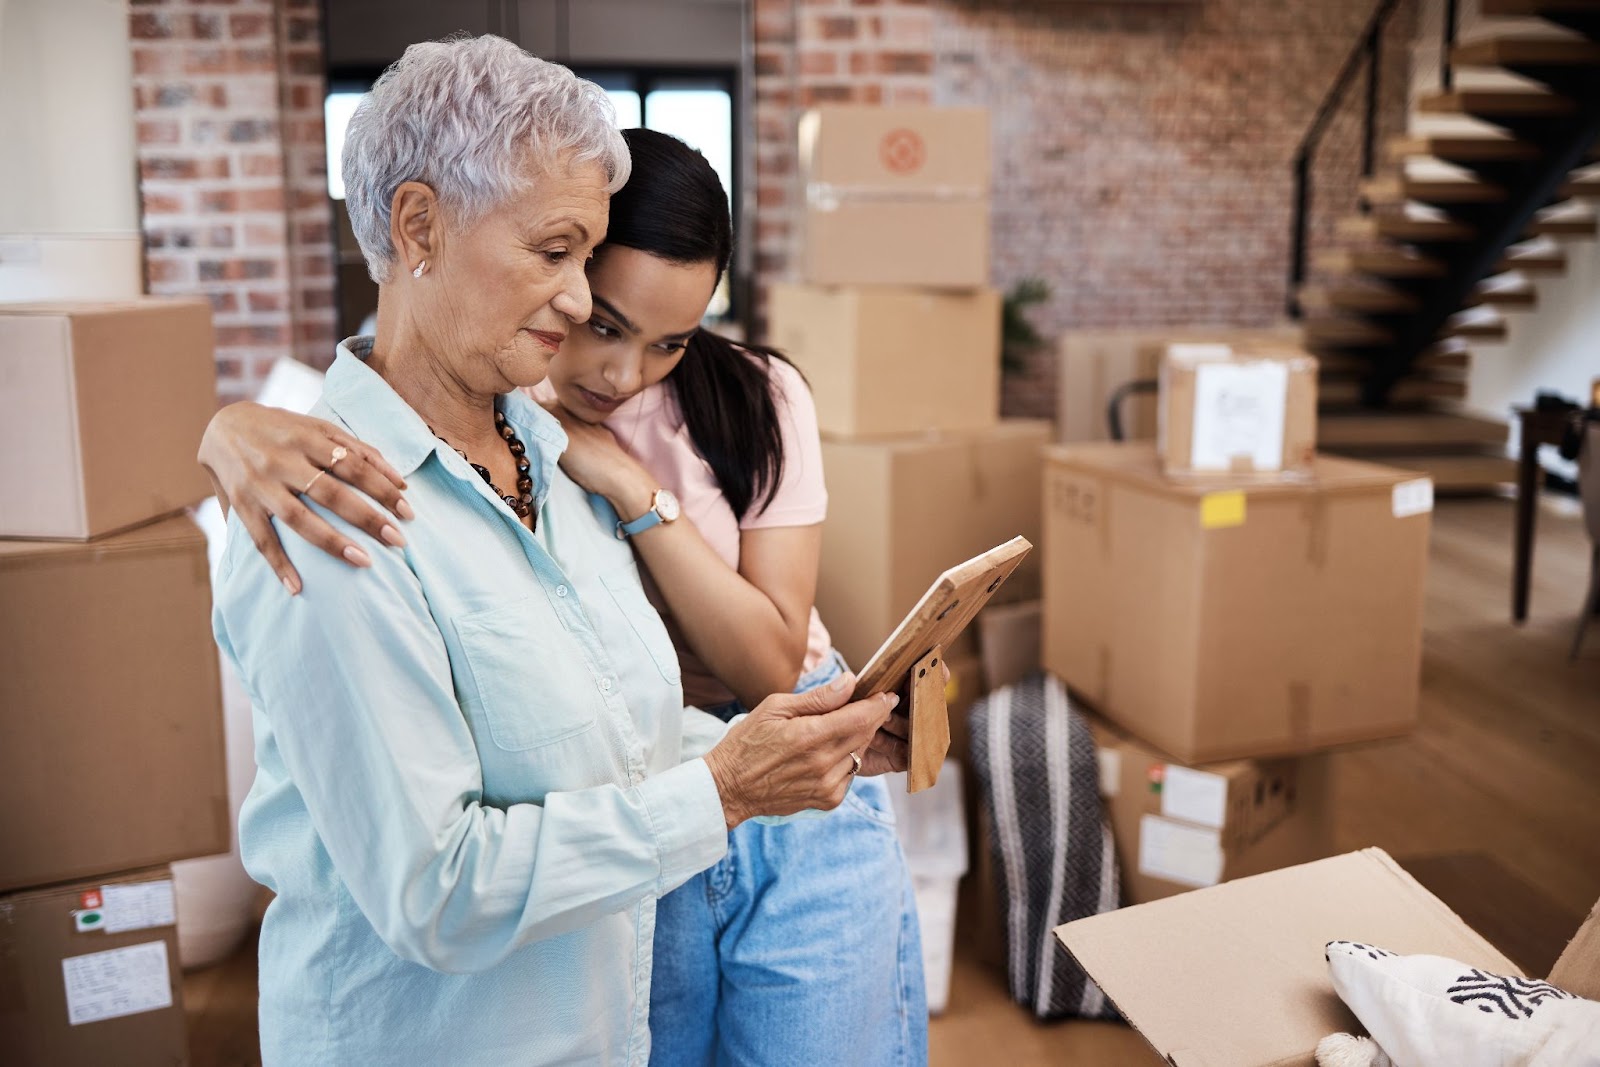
(343, 35), (630, 283)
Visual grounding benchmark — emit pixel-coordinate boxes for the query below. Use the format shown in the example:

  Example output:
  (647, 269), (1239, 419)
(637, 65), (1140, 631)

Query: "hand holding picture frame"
(852, 536), (1033, 792)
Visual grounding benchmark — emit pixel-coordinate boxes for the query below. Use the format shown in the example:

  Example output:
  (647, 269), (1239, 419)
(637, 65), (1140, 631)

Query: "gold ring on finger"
(329, 445), (350, 467)
(302, 468), (329, 495)
(848, 750), (862, 775)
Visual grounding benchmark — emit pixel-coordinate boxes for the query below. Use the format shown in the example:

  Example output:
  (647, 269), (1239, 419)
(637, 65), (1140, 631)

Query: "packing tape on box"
(805, 182), (987, 211)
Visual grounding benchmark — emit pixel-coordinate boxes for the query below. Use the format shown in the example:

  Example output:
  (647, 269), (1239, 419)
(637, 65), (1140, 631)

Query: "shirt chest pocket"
(453, 597), (602, 752)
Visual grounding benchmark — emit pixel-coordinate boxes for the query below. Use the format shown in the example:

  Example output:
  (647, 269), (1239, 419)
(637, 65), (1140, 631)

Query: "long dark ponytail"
(608, 127), (798, 520)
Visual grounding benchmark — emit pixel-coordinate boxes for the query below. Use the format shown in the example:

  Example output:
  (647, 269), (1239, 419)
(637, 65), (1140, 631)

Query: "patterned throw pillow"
(1319, 940), (1600, 1066)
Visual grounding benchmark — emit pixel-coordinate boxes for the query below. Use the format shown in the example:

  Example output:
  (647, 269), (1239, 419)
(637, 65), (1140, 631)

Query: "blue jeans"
(649, 652), (928, 1067)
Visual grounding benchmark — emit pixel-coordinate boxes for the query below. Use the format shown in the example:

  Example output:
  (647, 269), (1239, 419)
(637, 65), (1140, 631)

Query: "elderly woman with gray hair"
(211, 37), (900, 1065)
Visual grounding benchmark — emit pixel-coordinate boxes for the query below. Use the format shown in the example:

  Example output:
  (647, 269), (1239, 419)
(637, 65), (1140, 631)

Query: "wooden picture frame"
(852, 536), (1034, 791)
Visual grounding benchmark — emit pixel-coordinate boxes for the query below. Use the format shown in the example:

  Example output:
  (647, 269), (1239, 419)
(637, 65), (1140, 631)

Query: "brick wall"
(750, 0), (937, 331)
(751, 0), (1415, 419)
(130, 0), (337, 406)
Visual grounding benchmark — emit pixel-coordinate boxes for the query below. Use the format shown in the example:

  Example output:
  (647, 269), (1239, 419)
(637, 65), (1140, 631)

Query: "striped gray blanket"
(969, 672), (1121, 1020)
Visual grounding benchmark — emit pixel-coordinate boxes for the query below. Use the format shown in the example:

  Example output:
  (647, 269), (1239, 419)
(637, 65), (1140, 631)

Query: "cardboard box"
(1057, 849), (1600, 1067)
(0, 515), (229, 893)
(769, 283), (1001, 438)
(0, 867), (188, 1067)
(1043, 443), (1432, 763)
(798, 106), (989, 288)
(1057, 327), (1301, 445)
(0, 299), (216, 539)
(977, 599), (1041, 693)
(943, 652), (985, 769)
(1159, 342), (1319, 479)
(819, 420), (1050, 669)
(1090, 714), (1334, 905)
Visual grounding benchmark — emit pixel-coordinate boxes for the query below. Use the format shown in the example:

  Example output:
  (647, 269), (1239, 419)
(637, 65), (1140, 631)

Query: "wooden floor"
(184, 497), (1600, 1067)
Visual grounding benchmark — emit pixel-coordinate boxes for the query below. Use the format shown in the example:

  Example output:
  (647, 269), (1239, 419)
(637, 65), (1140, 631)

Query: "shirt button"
(600, 678), (613, 692)
(556, 585), (568, 598)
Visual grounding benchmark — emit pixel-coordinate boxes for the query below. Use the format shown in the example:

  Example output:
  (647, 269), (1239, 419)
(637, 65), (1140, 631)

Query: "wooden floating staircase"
(1298, 0), (1600, 490)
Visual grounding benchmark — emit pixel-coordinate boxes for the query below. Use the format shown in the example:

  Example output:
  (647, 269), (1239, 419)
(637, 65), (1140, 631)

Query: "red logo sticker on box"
(880, 128), (926, 175)
(80, 890), (103, 910)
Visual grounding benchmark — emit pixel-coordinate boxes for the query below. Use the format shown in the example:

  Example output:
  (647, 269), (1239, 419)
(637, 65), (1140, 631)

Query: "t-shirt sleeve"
(739, 358), (828, 530)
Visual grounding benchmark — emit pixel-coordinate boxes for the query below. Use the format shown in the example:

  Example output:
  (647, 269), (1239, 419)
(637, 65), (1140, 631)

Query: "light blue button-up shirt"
(213, 339), (732, 1065)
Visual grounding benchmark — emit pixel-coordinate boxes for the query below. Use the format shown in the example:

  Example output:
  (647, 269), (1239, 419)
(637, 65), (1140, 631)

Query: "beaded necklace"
(433, 407), (535, 525)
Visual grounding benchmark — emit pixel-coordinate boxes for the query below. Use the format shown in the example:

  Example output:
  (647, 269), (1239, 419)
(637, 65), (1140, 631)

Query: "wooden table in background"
(1513, 406), (1571, 623)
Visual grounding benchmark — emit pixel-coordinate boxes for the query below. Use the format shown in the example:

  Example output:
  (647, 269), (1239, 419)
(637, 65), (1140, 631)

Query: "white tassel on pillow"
(1315, 1033), (1394, 1067)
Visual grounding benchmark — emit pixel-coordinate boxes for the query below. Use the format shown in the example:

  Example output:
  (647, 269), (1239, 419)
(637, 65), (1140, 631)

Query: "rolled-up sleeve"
(214, 507), (727, 975)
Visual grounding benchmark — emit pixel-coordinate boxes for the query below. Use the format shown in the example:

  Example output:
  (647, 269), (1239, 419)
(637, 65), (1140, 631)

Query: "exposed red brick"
(248, 290), (287, 313)
(137, 119), (182, 145)
(800, 84), (855, 106)
(130, 13), (175, 39)
(242, 152), (282, 178)
(229, 13), (272, 40)
(145, 257), (191, 283)
(800, 51), (838, 76)
(818, 16), (857, 40)
(142, 191), (189, 215)
(239, 187), (285, 212)
(876, 51), (931, 75)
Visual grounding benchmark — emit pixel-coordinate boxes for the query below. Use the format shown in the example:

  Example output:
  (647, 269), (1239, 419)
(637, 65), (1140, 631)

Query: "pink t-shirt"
(531, 357), (833, 709)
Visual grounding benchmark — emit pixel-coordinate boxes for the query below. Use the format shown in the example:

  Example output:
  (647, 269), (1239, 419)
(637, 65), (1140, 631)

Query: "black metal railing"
(1286, 0), (1460, 319)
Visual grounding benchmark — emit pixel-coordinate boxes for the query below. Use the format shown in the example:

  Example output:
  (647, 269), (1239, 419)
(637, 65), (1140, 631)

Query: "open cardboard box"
(1055, 848), (1600, 1067)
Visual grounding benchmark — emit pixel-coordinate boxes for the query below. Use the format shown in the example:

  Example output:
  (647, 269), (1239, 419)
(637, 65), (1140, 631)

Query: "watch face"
(655, 489), (681, 523)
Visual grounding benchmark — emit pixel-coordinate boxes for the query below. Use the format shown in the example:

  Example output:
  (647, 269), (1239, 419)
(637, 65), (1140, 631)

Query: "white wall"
(0, 0), (143, 300)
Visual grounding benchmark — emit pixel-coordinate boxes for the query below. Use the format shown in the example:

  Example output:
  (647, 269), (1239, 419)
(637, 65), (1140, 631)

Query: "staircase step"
(1389, 135), (1600, 165)
(1389, 134), (1542, 163)
(1362, 176), (1507, 205)
(1315, 248), (1447, 278)
(1300, 284), (1421, 315)
(1481, 0), (1600, 15)
(1317, 411), (1509, 451)
(1452, 36), (1600, 67)
(1527, 214), (1600, 235)
(1303, 316), (1394, 348)
(1321, 378), (1469, 405)
(1466, 280), (1539, 309)
(1498, 245), (1567, 272)
(1446, 316), (1510, 341)
(1338, 214), (1476, 242)
(1417, 89), (1577, 117)
(1317, 348), (1472, 376)
(1369, 452), (1519, 492)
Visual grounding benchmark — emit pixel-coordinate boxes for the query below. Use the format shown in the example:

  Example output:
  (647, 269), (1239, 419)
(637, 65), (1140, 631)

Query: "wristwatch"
(616, 488), (681, 539)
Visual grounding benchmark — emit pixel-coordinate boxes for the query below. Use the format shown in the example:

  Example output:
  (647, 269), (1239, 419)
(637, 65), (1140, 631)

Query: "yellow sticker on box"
(1199, 491), (1247, 530)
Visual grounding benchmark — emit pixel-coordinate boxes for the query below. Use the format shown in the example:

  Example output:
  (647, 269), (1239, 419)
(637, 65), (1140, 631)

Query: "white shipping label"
(1190, 361), (1290, 472)
(61, 941), (173, 1026)
(1159, 766), (1230, 829)
(100, 880), (176, 934)
(1138, 814), (1225, 889)
(1392, 478), (1435, 519)
(1097, 748), (1122, 798)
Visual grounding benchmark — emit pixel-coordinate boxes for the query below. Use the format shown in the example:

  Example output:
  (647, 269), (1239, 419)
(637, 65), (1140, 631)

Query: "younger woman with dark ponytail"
(198, 127), (928, 1067)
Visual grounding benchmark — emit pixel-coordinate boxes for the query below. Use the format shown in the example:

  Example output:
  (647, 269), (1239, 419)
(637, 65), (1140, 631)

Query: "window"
(324, 90), (366, 201)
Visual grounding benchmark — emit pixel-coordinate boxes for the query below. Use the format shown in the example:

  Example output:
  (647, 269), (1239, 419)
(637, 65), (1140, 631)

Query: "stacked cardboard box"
(1037, 339), (1430, 912)
(772, 105), (1047, 672)
(775, 108), (1054, 1004)
(0, 299), (227, 1064)
(1042, 363), (1434, 910)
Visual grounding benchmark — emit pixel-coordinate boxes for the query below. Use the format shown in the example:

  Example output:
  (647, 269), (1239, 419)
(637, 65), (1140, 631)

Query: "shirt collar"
(324, 337), (569, 511)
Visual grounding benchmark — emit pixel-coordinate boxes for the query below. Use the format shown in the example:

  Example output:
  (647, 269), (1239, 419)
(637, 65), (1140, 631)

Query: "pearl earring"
(412, 261), (427, 278)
